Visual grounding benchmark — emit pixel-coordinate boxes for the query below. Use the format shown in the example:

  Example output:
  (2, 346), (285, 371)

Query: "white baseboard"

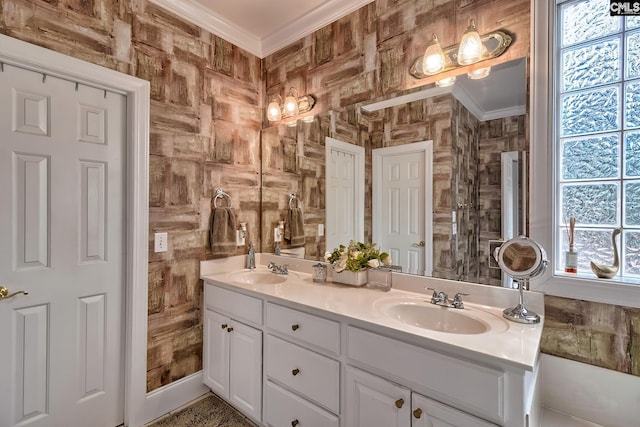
(144, 371), (210, 425)
(541, 354), (640, 427)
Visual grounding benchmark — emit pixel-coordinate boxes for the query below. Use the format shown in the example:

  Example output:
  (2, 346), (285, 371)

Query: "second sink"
(375, 297), (508, 335)
(228, 269), (297, 285)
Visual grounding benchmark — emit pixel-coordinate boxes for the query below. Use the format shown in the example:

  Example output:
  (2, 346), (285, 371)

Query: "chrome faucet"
(426, 288), (468, 309)
(246, 244), (256, 270)
(267, 261), (288, 275)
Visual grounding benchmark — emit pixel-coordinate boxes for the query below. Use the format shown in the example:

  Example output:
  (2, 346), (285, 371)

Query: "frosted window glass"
(561, 86), (620, 137)
(627, 16), (640, 30)
(562, 37), (621, 91)
(561, 0), (622, 47)
(561, 183), (619, 225)
(624, 231), (640, 276)
(624, 81), (640, 129)
(625, 182), (640, 225)
(625, 131), (640, 177)
(561, 134), (619, 179)
(626, 31), (640, 79)
(560, 228), (620, 274)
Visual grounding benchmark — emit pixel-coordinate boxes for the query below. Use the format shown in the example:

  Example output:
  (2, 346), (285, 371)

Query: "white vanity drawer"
(205, 284), (262, 326)
(265, 302), (340, 356)
(346, 326), (505, 422)
(264, 380), (339, 427)
(265, 334), (340, 413)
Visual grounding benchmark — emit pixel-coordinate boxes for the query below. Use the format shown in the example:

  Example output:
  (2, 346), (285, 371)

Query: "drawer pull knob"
(291, 368), (300, 376)
(291, 324), (300, 331)
(221, 324), (228, 329)
(227, 327), (234, 332)
(291, 420), (299, 427)
(413, 408), (423, 419)
(395, 398), (404, 409)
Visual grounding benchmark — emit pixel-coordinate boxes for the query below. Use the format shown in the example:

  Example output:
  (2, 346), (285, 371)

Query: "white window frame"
(530, 0), (640, 307)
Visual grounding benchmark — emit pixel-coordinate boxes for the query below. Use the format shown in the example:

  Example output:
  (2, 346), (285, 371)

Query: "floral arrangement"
(325, 240), (392, 272)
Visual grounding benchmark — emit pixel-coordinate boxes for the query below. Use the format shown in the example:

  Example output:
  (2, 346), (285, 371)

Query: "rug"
(147, 394), (257, 427)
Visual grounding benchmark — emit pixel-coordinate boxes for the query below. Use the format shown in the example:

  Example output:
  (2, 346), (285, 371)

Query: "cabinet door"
(229, 321), (263, 422)
(346, 366), (411, 427)
(411, 393), (497, 427)
(204, 309), (230, 399)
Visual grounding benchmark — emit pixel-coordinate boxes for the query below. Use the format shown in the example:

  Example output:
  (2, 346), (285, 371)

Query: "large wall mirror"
(261, 57), (528, 287)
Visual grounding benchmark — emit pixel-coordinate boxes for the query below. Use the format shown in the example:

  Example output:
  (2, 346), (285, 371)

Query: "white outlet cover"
(318, 223), (324, 236)
(154, 232), (168, 253)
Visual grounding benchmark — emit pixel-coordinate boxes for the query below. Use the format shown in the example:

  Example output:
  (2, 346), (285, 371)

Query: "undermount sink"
(375, 297), (508, 335)
(227, 269), (296, 285)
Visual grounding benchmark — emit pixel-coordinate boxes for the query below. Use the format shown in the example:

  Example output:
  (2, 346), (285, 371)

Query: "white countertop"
(201, 254), (544, 371)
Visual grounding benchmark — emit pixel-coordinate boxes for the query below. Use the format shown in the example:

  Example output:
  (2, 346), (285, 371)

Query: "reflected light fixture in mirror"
(267, 94), (283, 121)
(435, 76), (456, 87)
(283, 88), (299, 116)
(457, 19), (483, 65)
(468, 67), (491, 80)
(266, 87), (316, 123)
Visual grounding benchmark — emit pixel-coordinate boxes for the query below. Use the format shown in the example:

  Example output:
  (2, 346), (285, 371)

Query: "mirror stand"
(502, 278), (540, 324)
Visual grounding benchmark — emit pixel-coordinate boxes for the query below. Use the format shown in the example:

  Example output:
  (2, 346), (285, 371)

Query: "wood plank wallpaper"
(1, 0), (637, 395)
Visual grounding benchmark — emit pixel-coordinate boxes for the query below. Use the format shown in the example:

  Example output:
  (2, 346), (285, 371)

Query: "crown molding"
(148, 0), (262, 56)
(260, 0), (375, 57)
(148, 0), (374, 58)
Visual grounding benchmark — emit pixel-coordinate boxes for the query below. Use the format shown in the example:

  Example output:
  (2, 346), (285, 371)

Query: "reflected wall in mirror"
(261, 58), (529, 287)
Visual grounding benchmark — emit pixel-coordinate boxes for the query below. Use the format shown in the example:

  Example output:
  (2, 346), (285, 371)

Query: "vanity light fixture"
(467, 66), (491, 80)
(266, 87), (316, 123)
(423, 34), (446, 74)
(457, 19), (483, 66)
(409, 21), (512, 82)
(435, 76), (456, 87)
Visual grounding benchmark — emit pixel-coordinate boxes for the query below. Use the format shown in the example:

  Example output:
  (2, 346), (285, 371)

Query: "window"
(555, 0), (640, 281)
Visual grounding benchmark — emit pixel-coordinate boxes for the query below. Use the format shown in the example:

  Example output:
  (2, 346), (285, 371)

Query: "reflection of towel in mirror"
(209, 207), (237, 256)
(284, 208), (305, 247)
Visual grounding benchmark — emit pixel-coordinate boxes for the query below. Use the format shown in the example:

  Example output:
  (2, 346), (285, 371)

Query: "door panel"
(373, 141), (433, 276)
(325, 137), (364, 251)
(0, 63), (126, 427)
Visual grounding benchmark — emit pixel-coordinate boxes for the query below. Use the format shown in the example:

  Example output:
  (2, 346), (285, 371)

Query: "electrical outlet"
(274, 227), (281, 242)
(318, 223), (324, 237)
(154, 232), (168, 253)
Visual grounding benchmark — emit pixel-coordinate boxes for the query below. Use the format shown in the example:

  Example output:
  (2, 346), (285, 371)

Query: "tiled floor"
(146, 393), (256, 427)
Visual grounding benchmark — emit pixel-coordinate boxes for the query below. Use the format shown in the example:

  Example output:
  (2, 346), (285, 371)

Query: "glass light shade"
(467, 67), (491, 80)
(422, 34), (446, 75)
(267, 98), (282, 121)
(457, 19), (483, 65)
(435, 76), (456, 87)
(283, 89), (299, 116)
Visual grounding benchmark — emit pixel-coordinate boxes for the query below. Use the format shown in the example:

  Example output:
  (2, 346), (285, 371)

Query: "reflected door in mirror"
(373, 142), (433, 276)
(325, 138), (365, 251)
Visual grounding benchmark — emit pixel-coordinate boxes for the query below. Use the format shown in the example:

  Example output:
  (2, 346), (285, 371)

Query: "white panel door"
(345, 366), (411, 427)
(0, 64), (126, 427)
(228, 321), (262, 423)
(412, 393), (497, 427)
(326, 137), (364, 252)
(373, 141), (433, 276)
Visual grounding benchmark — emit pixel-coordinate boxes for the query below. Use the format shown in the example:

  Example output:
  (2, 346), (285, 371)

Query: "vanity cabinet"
(263, 302), (342, 426)
(202, 277), (539, 427)
(346, 366), (496, 427)
(204, 285), (263, 423)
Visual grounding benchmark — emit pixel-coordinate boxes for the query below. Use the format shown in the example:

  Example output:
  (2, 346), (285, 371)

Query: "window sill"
(532, 272), (640, 308)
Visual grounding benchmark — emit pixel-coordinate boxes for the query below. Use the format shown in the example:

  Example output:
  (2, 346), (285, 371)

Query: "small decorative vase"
(331, 268), (368, 286)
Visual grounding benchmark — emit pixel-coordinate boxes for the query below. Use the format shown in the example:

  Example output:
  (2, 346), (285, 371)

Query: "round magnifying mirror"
(494, 236), (548, 281)
(494, 236), (548, 324)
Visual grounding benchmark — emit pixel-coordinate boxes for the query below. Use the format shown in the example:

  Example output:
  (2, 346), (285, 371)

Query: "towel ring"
(289, 193), (299, 209)
(213, 188), (233, 209)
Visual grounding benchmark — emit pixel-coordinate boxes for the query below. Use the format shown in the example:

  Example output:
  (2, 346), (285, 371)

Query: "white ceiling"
(148, 0), (375, 58)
